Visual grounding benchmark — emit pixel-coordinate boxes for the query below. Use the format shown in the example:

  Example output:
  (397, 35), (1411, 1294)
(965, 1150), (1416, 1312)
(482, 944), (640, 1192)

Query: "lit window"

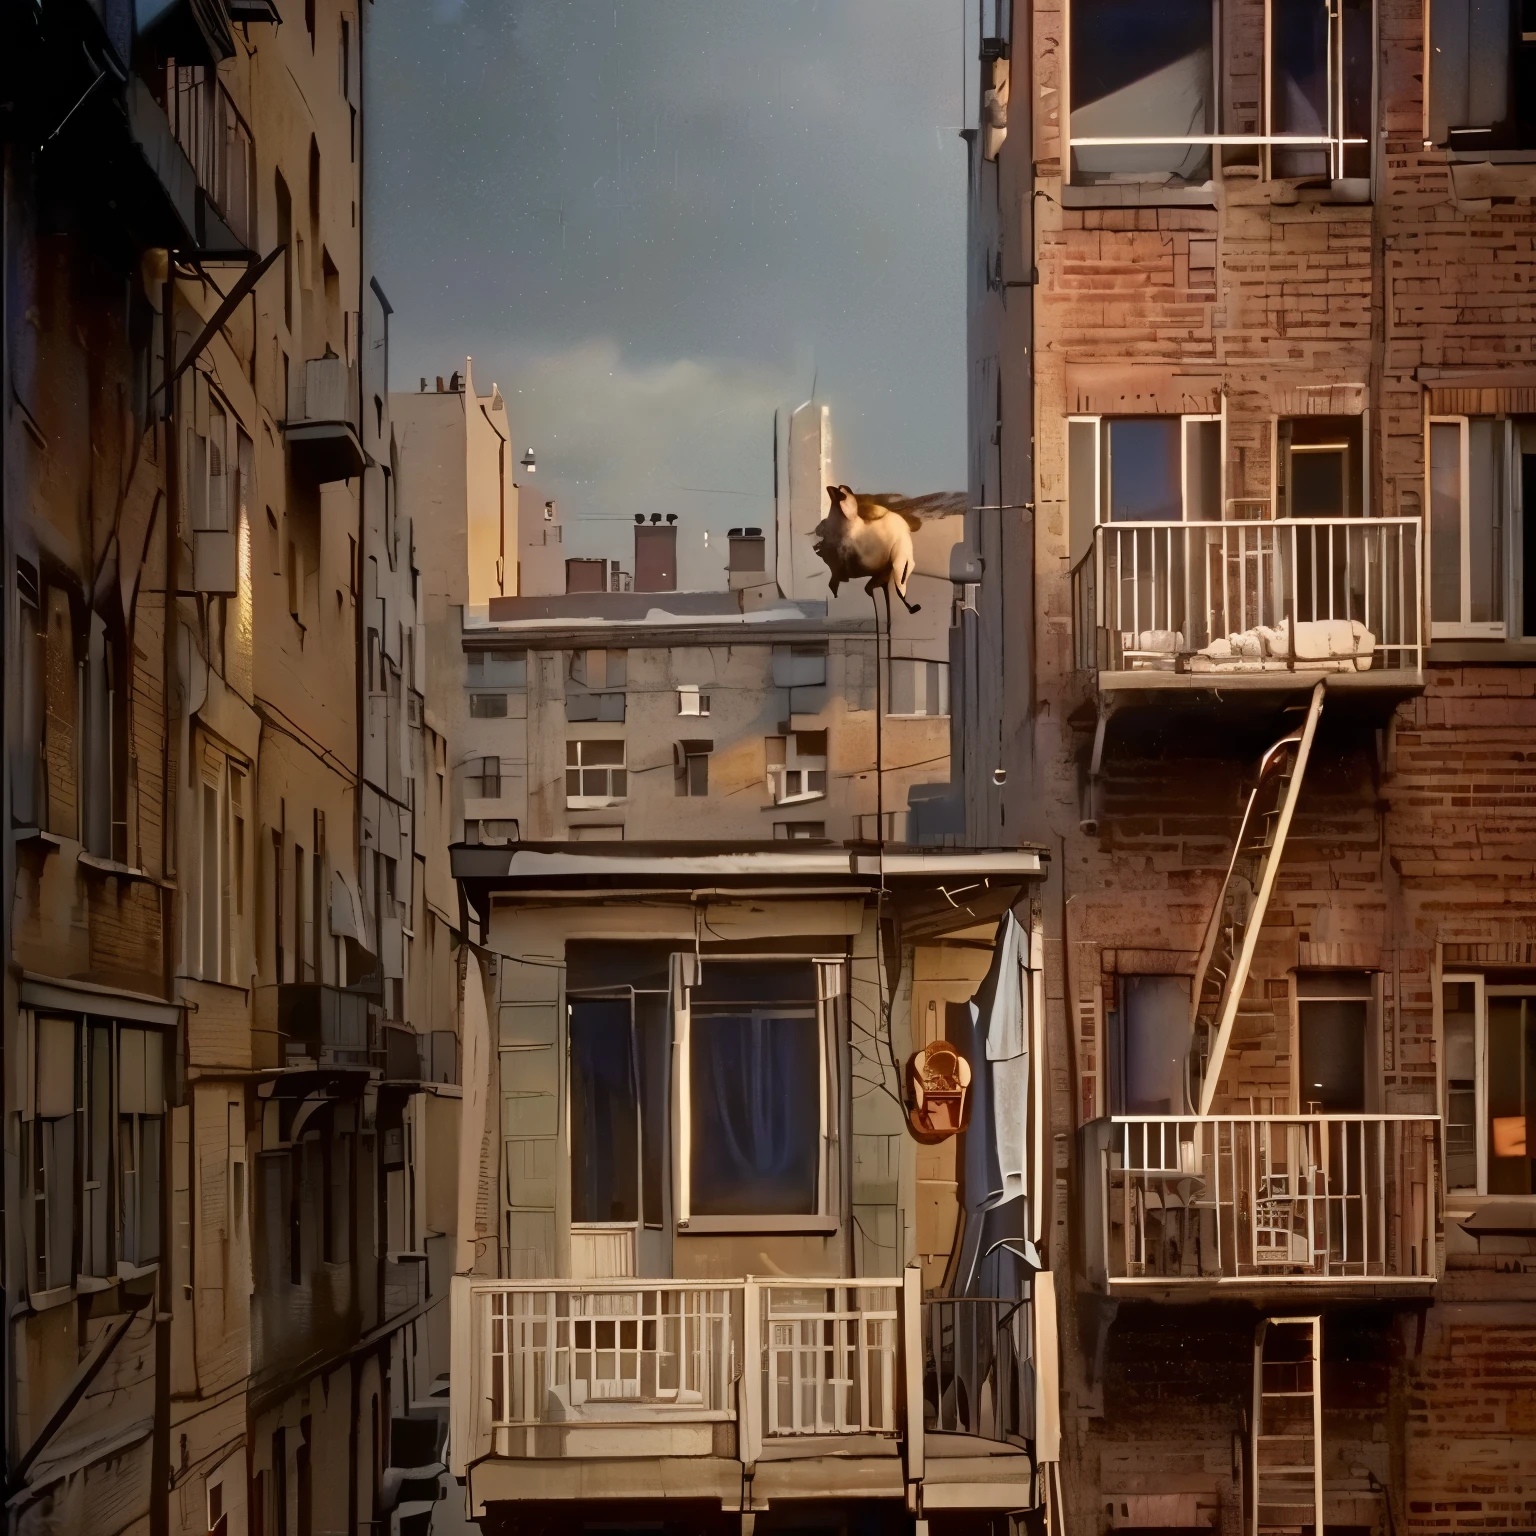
(1444, 977), (1536, 1196)
(1428, 417), (1510, 638)
(566, 740), (627, 806)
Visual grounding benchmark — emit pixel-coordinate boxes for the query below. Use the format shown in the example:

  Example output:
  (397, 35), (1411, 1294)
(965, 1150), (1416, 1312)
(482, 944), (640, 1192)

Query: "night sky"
(367, 0), (969, 588)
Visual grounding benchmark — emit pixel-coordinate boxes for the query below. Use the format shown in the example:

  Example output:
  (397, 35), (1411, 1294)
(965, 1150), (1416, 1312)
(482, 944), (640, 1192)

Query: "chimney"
(436, 376), (445, 393)
(634, 514), (678, 592)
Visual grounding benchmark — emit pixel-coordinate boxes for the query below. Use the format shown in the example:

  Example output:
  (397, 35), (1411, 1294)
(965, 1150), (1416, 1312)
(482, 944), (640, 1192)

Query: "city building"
(963, 3), (1536, 1535)
(444, 490), (1063, 1529)
(1, 4), (461, 1532)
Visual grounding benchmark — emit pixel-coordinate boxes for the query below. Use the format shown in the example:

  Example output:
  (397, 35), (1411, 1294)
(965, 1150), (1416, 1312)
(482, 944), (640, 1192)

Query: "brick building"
(1, 3), (462, 1532)
(961, 1), (1536, 1534)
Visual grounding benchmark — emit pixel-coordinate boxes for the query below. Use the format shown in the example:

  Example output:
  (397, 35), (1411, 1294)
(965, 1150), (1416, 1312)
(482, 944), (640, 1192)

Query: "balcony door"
(1296, 970), (1376, 1114)
(1109, 975), (1192, 1116)
(567, 989), (670, 1278)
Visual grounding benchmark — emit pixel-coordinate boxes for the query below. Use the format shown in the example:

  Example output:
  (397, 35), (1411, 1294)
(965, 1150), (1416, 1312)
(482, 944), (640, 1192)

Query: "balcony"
(284, 352), (365, 483)
(254, 983), (372, 1072)
(1083, 1115), (1441, 1299)
(450, 1276), (1039, 1514)
(1071, 518), (1423, 692)
(160, 65), (256, 251)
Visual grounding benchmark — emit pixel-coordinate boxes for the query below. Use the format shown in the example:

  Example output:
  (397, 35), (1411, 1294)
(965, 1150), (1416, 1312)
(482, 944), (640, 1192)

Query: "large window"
(1069, 0), (1214, 188)
(678, 958), (843, 1228)
(1444, 977), (1536, 1195)
(1068, 416), (1222, 533)
(1067, 0), (1372, 189)
(1430, 0), (1536, 151)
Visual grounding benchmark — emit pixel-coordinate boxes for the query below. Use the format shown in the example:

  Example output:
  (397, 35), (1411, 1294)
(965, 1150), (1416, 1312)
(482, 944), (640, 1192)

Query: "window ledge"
(1062, 181), (1216, 209)
(771, 794), (827, 809)
(28, 1284), (75, 1313)
(1426, 639), (1536, 665)
(78, 851), (149, 880)
(566, 797), (629, 811)
(388, 1250), (429, 1263)
(678, 1215), (838, 1235)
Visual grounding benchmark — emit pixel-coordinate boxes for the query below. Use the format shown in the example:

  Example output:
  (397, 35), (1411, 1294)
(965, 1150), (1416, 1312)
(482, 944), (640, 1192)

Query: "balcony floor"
(1096, 666), (1423, 694)
(1107, 1275), (1438, 1303)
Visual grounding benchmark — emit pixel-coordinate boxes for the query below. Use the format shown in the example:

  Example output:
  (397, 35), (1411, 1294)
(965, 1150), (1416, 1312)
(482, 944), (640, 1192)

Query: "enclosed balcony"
(254, 983), (372, 1072)
(450, 1275), (1041, 1516)
(284, 351), (366, 483)
(1071, 518), (1423, 692)
(1082, 1114), (1442, 1300)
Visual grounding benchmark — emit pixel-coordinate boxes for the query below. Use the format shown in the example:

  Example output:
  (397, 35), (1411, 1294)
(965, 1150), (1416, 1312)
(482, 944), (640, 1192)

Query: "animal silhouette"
(812, 484), (922, 615)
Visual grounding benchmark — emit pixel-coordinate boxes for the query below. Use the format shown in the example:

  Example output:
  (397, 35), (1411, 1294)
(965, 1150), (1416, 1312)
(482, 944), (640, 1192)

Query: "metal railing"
(1097, 1115), (1440, 1283)
(485, 1282), (740, 1435)
(288, 353), (359, 425)
(161, 66), (255, 248)
(1072, 518), (1422, 675)
(922, 1296), (1033, 1446)
(451, 1273), (1042, 1476)
(757, 1281), (899, 1438)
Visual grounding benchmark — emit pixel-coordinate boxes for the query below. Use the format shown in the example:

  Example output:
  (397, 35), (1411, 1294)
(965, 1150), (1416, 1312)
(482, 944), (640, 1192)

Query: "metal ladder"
(1190, 682), (1325, 1115)
(1251, 1315), (1323, 1536)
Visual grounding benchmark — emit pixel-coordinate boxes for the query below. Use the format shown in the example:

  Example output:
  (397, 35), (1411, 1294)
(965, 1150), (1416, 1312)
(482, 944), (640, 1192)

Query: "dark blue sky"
(367, 0), (969, 587)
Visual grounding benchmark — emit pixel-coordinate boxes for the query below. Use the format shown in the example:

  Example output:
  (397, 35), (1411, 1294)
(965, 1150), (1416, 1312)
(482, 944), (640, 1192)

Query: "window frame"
(1427, 415), (1508, 639)
(765, 731), (828, 805)
(1068, 413), (1225, 528)
(1062, 0), (1375, 189)
(886, 657), (952, 718)
(1444, 976), (1536, 1198)
(565, 738), (628, 808)
(672, 955), (844, 1235)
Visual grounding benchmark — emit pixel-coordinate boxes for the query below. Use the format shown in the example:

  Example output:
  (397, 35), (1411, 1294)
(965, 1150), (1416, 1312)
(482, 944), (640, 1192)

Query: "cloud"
(488, 338), (790, 589)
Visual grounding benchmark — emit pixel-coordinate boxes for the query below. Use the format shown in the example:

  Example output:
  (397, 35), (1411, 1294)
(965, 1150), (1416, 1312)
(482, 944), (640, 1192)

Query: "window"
(1429, 417), (1505, 636)
(677, 684), (711, 716)
(1107, 975), (1191, 1115)
(1444, 977), (1536, 1195)
(82, 611), (128, 863)
(198, 747), (250, 984)
(14, 559), (43, 827)
(1067, 416), (1221, 532)
(1069, 0), (1213, 188)
(569, 997), (641, 1224)
(774, 821), (826, 841)
(1297, 970), (1373, 1113)
(1430, 0), (1536, 151)
(275, 172), (293, 329)
(675, 739), (712, 797)
(469, 693), (508, 719)
(766, 731), (827, 804)
(467, 756), (502, 799)
(32, 1016), (76, 1293)
(82, 1023), (111, 1276)
(771, 644), (827, 689)
(566, 740), (627, 806)
(677, 959), (843, 1226)
(119, 1027), (165, 1267)
(1278, 416), (1365, 519)
(888, 658), (950, 716)
(569, 649), (626, 688)
(1067, 0), (1371, 189)
(1269, 0), (1372, 180)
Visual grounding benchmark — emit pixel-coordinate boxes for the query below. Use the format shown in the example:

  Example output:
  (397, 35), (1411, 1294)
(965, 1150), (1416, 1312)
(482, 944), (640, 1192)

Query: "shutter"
(499, 955), (563, 1277)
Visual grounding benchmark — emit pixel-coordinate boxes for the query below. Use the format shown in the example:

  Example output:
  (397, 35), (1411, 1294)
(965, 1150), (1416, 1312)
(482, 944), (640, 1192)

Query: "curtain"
(690, 1009), (819, 1216)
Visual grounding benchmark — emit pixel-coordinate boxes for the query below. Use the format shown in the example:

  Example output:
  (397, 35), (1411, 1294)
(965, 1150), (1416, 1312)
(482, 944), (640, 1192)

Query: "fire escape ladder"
(1251, 1315), (1324, 1536)
(1192, 682), (1325, 1117)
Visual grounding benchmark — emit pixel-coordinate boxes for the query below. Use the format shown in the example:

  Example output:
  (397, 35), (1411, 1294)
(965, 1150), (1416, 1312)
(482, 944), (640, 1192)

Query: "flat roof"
(451, 840), (1047, 888)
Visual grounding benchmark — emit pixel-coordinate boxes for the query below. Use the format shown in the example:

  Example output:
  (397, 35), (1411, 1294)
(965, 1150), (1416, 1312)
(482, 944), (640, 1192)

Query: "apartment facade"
(1, 4), (460, 1533)
(964, 3), (1536, 1535)
(444, 508), (1066, 1530)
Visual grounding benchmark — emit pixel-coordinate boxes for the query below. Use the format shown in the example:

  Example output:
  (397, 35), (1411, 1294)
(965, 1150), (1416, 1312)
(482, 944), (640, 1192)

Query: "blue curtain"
(691, 1010), (819, 1216)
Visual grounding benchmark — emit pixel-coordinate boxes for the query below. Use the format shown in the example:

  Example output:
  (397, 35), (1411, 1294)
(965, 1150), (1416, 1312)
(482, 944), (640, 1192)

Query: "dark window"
(1297, 970), (1372, 1113)
(1069, 0), (1213, 187)
(689, 961), (822, 1217)
(1271, 0), (1372, 179)
(1279, 416), (1364, 519)
(568, 997), (640, 1223)
(1444, 980), (1478, 1191)
(1431, 0), (1536, 151)
(1108, 975), (1191, 1115)
(636, 992), (670, 1228)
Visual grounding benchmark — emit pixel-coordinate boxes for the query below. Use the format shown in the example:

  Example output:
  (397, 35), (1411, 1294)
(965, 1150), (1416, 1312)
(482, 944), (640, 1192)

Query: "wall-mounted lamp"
(519, 447), (536, 473)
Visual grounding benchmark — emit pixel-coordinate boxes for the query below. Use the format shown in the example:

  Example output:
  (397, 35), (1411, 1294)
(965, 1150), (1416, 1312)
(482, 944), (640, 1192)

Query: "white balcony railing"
(1092, 1115), (1441, 1285)
(452, 1272), (1041, 1476)
(1072, 518), (1422, 676)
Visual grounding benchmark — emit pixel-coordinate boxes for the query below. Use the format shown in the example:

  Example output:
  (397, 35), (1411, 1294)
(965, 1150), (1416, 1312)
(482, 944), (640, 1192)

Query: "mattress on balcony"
(1191, 618), (1375, 673)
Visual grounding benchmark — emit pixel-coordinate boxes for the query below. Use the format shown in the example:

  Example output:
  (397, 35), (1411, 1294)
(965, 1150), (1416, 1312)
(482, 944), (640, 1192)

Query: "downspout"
(153, 263), (179, 1536)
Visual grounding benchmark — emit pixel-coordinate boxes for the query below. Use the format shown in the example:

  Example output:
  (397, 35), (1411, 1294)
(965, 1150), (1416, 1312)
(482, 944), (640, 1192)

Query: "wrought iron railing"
(921, 1295), (1033, 1446)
